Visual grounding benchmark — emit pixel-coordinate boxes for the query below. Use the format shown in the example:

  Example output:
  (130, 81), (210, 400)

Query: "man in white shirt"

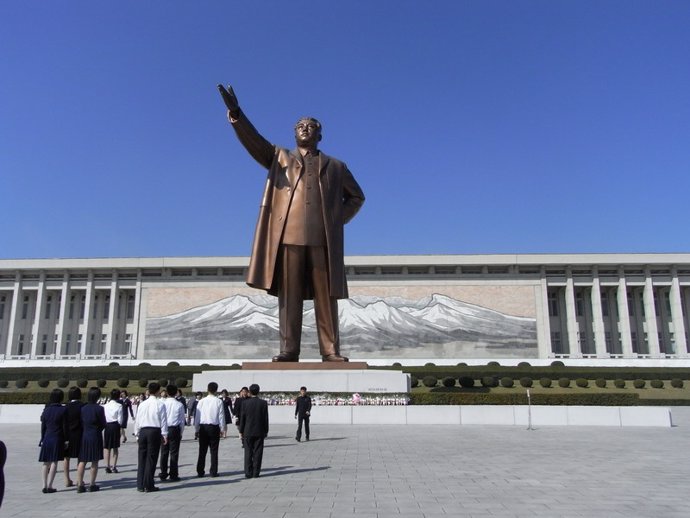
(103, 389), (124, 473)
(134, 383), (168, 493)
(193, 382), (226, 477)
(159, 384), (186, 482)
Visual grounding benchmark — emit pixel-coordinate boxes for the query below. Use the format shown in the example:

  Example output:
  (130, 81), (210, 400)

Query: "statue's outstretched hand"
(217, 84), (239, 113)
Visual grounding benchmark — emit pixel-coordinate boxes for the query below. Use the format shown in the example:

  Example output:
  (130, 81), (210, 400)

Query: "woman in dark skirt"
(119, 390), (134, 443)
(103, 389), (123, 473)
(39, 388), (67, 493)
(76, 387), (106, 493)
(62, 386), (84, 487)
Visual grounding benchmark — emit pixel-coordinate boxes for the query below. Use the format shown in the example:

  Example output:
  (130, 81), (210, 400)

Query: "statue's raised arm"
(217, 84), (240, 118)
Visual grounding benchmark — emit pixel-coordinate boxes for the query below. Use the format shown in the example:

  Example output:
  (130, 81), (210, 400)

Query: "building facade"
(0, 254), (689, 363)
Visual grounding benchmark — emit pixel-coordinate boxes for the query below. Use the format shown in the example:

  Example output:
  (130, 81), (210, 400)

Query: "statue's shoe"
(272, 353), (299, 362)
(322, 354), (349, 362)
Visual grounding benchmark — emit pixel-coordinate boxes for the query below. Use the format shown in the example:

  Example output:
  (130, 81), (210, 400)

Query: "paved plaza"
(2, 408), (690, 517)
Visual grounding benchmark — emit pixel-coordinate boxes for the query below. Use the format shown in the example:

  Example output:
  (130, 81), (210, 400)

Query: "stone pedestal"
(192, 362), (410, 393)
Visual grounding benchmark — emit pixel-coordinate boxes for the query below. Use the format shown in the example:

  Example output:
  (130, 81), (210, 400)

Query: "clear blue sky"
(2, 1), (689, 259)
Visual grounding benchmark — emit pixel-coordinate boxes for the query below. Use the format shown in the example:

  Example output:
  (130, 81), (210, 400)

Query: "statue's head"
(294, 117), (322, 148)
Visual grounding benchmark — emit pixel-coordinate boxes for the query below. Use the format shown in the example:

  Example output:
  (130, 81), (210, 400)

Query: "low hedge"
(442, 377), (456, 388)
(539, 377), (552, 388)
(519, 377), (533, 388)
(458, 376), (475, 388)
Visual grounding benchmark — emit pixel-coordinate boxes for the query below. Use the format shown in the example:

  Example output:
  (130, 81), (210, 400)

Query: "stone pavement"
(2, 408), (690, 518)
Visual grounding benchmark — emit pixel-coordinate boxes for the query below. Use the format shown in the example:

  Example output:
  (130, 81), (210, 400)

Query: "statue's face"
(294, 118), (322, 147)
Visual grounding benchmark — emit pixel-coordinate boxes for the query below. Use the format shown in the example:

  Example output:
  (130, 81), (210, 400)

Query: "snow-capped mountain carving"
(145, 293), (537, 358)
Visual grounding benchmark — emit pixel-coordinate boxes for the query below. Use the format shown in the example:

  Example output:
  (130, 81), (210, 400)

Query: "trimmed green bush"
(201, 363), (211, 369)
(167, 361), (180, 367)
(650, 379), (664, 389)
(96, 379), (107, 388)
(391, 362), (402, 368)
(422, 375), (438, 388)
(37, 378), (50, 388)
(138, 378), (149, 388)
(671, 378), (684, 388)
(15, 379), (28, 389)
(175, 377), (188, 388)
(517, 362), (531, 368)
(57, 378), (70, 388)
(633, 379), (646, 389)
(551, 360), (565, 368)
(158, 378), (169, 387)
(487, 361), (501, 367)
(139, 362), (152, 368)
(424, 362), (436, 368)
(456, 362), (468, 367)
(500, 377), (514, 388)
(0, 380), (8, 388)
(558, 377), (571, 388)
(595, 378), (607, 388)
(480, 376), (498, 388)
(117, 378), (129, 388)
(410, 375), (419, 388)
(442, 376), (456, 388)
(614, 378), (626, 388)
(109, 362), (120, 367)
(76, 378), (88, 388)
(458, 376), (475, 388)
(519, 377), (533, 388)
(539, 377), (552, 388)
(575, 378), (589, 388)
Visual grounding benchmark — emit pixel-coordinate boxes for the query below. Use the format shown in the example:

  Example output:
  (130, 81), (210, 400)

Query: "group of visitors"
(36, 380), (295, 492)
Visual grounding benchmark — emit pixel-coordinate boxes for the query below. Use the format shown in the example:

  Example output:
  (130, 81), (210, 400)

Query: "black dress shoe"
(272, 352), (299, 362)
(144, 486), (159, 492)
(295, 437), (300, 442)
(88, 484), (100, 492)
(169, 476), (181, 482)
(137, 488), (145, 492)
(322, 354), (348, 362)
(77, 485), (86, 493)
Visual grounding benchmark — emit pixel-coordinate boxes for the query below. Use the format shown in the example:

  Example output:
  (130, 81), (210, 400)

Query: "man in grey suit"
(238, 384), (269, 479)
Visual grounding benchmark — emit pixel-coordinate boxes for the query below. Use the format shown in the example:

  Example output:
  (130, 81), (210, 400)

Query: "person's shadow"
(0, 440), (6, 508)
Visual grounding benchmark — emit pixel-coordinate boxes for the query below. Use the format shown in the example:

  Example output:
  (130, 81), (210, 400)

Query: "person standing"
(63, 386), (84, 488)
(39, 388), (67, 493)
(159, 384), (185, 482)
(193, 382), (226, 478)
(119, 390), (134, 443)
(294, 386), (312, 442)
(103, 389), (123, 473)
(134, 383), (168, 493)
(76, 387), (106, 493)
(218, 84), (365, 363)
(239, 384), (269, 479)
(187, 391), (202, 427)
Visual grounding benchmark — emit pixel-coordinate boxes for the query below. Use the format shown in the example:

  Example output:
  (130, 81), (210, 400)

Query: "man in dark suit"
(239, 384), (269, 479)
(218, 84), (365, 363)
(294, 386), (312, 442)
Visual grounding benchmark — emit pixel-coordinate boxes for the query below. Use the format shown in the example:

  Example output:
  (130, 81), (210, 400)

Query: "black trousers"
(137, 427), (161, 491)
(244, 436), (265, 478)
(159, 425), (182, 478)
(196, 424), (220, 476)
(296, 415), (310, 440)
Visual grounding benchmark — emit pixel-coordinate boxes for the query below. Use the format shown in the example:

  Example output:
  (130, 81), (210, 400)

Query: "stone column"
(30, 271), (46, 357)
(590, 267), (608, 358)
(129, 270), (143, 358)
(81, 271), (95, 357)
(105, 272), (118, 357)
(54, 274), (69, 357)
(565, 267), (581, 357)
(643, 267), (661, 357)
(617, 269), (634, 358)
(538, 267), (552, 357)
(5, 273), (22, 357)
(670, 267), (688, 356)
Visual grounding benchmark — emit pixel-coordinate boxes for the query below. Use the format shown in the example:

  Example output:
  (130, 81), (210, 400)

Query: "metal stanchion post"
(526, 388), (534, 431)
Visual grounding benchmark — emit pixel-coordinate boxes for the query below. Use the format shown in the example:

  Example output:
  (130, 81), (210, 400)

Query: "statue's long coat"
(231, 111), (365, 300)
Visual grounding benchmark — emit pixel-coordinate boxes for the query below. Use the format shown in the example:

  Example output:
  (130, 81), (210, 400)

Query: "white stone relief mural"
(144, 292), (537, 359)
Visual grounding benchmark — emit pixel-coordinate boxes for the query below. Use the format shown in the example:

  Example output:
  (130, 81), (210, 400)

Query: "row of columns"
(2, 270), (142, 359)
(555, 266), (688, 358)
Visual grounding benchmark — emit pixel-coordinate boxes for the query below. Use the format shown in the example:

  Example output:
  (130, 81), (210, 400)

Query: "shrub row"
(414, 375), (683, 389)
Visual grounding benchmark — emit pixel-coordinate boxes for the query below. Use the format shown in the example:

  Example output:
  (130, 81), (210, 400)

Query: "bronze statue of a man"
(218, 84), (365, 362)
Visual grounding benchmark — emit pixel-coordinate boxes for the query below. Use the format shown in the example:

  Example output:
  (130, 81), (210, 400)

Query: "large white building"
(1, 253), (689, 364)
